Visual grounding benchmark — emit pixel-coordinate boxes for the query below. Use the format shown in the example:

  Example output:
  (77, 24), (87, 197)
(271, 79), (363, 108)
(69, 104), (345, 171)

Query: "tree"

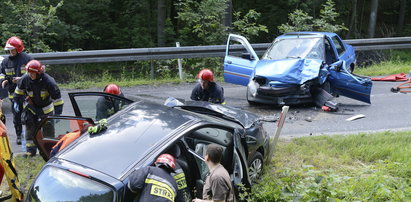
(157, 0), (166, 47)
(0, 0), (66, 52)
(367, 0), (379, 38)
(278, 0), (347, 34)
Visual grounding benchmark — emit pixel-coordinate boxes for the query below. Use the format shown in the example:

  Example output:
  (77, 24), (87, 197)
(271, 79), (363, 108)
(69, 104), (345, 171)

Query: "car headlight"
(248, 80), (259, 97)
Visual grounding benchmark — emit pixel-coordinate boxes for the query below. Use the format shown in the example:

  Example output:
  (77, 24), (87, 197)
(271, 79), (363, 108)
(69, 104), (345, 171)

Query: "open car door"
(33, 116), (94, 161)
(327, 61), (372, 104)
(224, 34), (259, 86)
(184, 126), (250, 198)
(69, 92), (134, 121)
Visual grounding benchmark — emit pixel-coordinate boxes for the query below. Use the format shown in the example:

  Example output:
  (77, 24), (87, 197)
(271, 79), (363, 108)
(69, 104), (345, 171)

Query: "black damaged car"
(27, 92), (274, 201)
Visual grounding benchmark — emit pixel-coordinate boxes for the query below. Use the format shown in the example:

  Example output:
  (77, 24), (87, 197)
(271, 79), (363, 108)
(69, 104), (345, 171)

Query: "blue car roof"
(276, 31), (337, 39)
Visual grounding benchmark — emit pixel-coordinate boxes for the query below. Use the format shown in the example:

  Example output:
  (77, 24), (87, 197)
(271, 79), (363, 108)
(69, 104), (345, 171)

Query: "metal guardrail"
(1, 37), (411, 65)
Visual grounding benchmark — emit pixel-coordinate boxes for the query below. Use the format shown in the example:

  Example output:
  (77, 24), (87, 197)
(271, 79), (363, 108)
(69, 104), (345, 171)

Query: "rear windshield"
(28, 166), (114, 201)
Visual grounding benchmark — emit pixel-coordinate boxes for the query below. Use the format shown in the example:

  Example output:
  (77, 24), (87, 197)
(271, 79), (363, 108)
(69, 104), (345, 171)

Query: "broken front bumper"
(247, 81), (312, 105)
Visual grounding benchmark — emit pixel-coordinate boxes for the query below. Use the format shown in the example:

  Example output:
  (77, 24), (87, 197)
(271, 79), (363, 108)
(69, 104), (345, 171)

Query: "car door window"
(325, 39), (337, 64)
(331, 36), (346, 56)
(35, 117), (94, 161)
(69, 93), (133, 121)
(228, 40), (251, 59)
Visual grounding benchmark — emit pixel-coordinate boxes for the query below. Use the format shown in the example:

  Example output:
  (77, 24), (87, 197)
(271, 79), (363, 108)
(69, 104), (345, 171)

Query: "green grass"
(355, 60), (411, 77)
(245, 131), (411, 201)
(1, 131), (411, 201)
(0, 155), (44, 200)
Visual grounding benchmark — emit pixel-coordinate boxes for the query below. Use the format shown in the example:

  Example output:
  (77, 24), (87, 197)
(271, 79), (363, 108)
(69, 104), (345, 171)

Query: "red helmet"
(198, 69), (214, 82)
(104, 84), (121, 95)
(154, 154), (176, 171)
(4, 36), (24, 53)
(26, 60), (44, 74)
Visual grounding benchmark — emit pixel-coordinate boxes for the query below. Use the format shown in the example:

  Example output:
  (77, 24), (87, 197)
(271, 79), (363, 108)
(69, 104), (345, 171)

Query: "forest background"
(0, 0), (409, 85)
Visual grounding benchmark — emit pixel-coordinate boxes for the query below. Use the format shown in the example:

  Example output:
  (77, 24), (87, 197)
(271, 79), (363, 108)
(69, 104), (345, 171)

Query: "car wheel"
(248, 152), (263, 184)
(246, 87), (258, 105)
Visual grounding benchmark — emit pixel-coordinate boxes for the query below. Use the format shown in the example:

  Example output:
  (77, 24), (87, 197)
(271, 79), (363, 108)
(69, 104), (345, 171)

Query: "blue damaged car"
(224, 32), (372, 105)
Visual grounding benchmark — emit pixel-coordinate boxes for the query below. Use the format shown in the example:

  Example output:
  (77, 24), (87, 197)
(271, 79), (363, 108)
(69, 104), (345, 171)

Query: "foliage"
(231, 10), (268, 39)
(175, 0), (229, 45)
(0, 0), (67, 53)
(355, 50), (411, 76)
(247, 131), (411, 201)
(278, 0), (347, 34)
(176, 0), (267, 46)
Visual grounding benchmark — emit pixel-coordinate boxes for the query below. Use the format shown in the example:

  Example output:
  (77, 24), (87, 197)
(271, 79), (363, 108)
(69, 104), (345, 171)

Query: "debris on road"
(304, 116), (313, 122)
(391, 79), (411, 93)
(346, 114), (366, 121)
(372, 73), (408, 81)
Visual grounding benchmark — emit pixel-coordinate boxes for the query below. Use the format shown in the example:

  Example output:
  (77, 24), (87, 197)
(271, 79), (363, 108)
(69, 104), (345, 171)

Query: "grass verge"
(244, 131), (411, 201)
(0, 155), (44, 200)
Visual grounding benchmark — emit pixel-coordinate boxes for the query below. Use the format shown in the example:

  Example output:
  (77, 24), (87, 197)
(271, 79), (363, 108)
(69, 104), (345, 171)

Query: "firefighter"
(190, 69), (225, 104)
(96, 83), (125, 121)
(0, 36), (33, 145)
(14, 60), (64, 156)
(127, 153), (178, 202)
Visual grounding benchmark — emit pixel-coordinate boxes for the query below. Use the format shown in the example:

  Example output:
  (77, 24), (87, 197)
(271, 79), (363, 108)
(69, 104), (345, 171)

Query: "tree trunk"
(223, 0), (232, 28)
(397, 0), (406, 35)
(346, 0), (358, 39)
(367, 0), (379, 38)
(157, 0), (166, 47)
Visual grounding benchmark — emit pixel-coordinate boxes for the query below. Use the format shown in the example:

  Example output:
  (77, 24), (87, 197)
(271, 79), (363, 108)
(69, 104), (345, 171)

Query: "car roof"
(56, 101), (234, 180)
(276, 31), (337, 39)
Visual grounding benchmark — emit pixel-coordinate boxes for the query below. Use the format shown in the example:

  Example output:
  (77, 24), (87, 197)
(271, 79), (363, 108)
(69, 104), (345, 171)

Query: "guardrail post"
(176, 42), (183, 80)
(150, 60), (154, 80)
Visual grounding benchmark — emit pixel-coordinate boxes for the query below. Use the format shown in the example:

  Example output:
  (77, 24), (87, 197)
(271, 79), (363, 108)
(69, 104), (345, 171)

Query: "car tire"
(246, 87), (258, 105)
(248, 152), (263, 184)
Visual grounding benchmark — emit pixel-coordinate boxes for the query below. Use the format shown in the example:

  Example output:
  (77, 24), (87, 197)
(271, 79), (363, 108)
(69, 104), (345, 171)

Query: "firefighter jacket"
(128, 166), (178, 202)
(0, 53), (33, 99)
(190, 82), (225, 104)
(95, 92), (125, 121)
(14, 73), (64, 116)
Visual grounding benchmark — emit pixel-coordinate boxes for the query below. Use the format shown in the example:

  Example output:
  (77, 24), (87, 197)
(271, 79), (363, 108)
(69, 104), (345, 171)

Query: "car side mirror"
(241, 52), (254, 60)
(334, 62), (343, 72)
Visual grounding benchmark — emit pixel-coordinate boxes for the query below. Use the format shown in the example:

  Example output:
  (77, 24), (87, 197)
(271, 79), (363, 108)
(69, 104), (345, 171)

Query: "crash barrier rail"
(1, 37), (411, 65)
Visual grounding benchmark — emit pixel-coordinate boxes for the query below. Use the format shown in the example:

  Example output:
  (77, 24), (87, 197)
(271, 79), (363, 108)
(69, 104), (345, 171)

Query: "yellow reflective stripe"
(40, 90), (49, 100)
(27, 107), (36, 115)
(150, 184), (174, 201)
(8, 94), (13, 99)
(0, 75), (4, 79)
(173, 172), (185, 180)
(42, 103), (54, 114)
(20, 66), (26, 74)
(5, 72), (14, 76)
(27, 91), (33, 97)
(15, 88), (24, 95)
(145, 179), (175, 201)
(53, 98), (64, 106)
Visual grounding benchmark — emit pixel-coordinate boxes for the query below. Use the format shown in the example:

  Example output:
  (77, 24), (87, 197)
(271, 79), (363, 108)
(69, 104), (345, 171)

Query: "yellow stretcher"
(0, 107), (23, 201)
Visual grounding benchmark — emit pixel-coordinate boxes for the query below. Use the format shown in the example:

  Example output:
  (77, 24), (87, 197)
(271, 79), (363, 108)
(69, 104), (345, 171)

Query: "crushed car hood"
(254, 58), (323, 85)
(180, 101), (259, 128)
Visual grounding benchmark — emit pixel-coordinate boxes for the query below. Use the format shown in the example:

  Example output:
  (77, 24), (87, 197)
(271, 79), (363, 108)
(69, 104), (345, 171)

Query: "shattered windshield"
(262, 37), (324, 60)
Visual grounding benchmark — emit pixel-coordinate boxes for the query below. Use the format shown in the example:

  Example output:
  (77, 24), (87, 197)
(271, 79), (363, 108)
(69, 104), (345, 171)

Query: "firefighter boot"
(26, 144), (37, 157)
(15, 125), (22, 145)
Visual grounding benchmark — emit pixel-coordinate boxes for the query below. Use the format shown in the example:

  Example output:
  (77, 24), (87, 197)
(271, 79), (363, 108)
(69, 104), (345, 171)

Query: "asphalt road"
(4, 81), (411, 153)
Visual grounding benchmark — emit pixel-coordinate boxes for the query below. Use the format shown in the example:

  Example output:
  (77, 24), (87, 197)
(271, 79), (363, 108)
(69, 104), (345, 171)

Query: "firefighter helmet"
(4, 36), (24, 53)
(198, 69), (214, 82)
(25, 60), (44, 74)
(104, 84), (121, 95)
(154, 154), (176, 171)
